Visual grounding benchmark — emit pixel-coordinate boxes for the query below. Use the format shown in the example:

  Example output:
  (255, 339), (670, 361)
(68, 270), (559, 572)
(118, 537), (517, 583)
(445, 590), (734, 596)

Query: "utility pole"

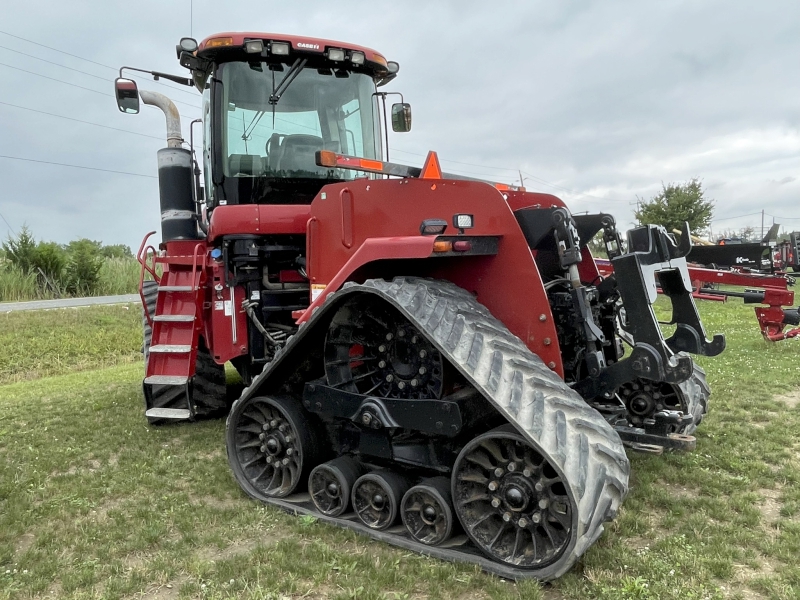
(761, 209), (765, 240)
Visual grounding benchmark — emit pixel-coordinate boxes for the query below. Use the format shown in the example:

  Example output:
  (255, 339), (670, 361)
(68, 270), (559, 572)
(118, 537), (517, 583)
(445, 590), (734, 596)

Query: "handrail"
(137, 231), (159, 329)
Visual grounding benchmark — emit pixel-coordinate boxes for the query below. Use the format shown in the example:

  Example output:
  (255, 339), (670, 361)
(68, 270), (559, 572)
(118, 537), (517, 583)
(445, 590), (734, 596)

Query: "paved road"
(0, 294), (140, 312)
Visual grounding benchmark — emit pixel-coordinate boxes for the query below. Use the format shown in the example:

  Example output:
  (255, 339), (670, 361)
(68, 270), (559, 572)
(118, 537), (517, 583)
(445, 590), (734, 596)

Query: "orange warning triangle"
(420, 151), (442, 179)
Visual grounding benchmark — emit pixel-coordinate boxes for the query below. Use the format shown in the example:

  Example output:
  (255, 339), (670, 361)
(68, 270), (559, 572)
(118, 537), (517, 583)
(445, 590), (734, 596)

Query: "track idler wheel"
(226, 395), (321, 500)
(452, 426), (574, 569)
(308, 456), (364, 517)
(352, 472), (410, 530)
(401, 477), (455, 546)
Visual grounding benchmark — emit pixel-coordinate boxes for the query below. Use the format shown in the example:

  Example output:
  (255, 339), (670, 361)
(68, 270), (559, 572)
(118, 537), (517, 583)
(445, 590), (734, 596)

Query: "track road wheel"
(352, 472), (410, 530)
(453, 425), (577, 572)
(226, 395), (322, 500)
(401, 477), (455, 546)
(308, 456), (364, 517)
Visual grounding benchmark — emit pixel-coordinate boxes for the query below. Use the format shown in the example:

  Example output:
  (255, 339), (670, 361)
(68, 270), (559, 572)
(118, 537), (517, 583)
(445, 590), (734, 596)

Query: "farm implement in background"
(596, 259), (799, 342)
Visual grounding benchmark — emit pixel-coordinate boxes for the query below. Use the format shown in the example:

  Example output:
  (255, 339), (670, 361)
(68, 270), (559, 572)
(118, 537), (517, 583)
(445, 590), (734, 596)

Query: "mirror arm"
(119, 66), (193, 87)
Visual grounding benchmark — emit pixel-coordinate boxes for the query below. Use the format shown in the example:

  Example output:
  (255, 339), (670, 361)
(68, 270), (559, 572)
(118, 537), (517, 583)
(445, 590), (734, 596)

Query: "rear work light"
(350, 51), (365, 65)
(420, 219), (448, 236)
(270, 42), (290, 55)
(244, 40), (264, 53)
(453, 214), (474, 230)
(328, 48), (345, 61)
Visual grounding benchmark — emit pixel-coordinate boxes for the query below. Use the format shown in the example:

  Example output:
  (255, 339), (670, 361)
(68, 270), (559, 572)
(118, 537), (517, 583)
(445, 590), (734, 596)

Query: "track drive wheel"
(453, 426), (576, 572)
(325, 295), (446, 399)
(226, 395), (322, 500)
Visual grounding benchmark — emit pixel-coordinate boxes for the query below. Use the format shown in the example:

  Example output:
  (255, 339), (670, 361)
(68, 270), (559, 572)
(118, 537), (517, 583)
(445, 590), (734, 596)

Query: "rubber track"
(674, 357), (710, 435)
(230, 277), (630, 580)
(192, 347), (228, 416)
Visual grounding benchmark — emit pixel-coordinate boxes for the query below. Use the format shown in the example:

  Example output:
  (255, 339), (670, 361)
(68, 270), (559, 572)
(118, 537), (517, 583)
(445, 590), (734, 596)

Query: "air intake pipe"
(140, 90), (203, 241)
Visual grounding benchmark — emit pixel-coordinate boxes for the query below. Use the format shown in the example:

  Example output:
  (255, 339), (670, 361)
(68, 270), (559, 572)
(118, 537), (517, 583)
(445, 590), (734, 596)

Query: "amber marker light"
(206, 37), (234, 48)
(432, 241), (454, 252)
(317, 150), (338, 167)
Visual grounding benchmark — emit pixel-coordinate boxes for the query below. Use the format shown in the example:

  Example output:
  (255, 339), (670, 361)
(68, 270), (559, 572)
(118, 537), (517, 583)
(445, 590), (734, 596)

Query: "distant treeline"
(0, 226), (140, 302)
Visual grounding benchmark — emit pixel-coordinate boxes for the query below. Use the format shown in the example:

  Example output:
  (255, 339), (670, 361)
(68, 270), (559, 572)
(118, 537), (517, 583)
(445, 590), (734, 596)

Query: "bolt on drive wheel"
(352, 472), (410, 530)
(226, 395), (321, 500)
(308, 456), (364, 517)
(452, 426), (574, 569)
(401, 477), (455, 546)
(325, 296), (446, 399)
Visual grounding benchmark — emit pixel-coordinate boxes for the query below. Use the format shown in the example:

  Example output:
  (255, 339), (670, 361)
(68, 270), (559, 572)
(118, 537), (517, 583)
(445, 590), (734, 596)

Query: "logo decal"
(296, 42), (320, 50)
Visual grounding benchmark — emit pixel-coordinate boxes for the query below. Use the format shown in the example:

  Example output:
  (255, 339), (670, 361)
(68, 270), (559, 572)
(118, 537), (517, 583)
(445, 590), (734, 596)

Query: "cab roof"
(197, 32), (391, 78)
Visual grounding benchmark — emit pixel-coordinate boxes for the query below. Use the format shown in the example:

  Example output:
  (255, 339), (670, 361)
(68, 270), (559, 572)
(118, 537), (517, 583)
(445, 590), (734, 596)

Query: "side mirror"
(391, 102), (412, 132)
(179, 37), (198, 52)
(114, 78), (140, 114)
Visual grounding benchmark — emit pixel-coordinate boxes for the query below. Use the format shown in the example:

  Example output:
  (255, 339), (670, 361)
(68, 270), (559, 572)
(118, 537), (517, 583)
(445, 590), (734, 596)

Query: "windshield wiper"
(240, 58), (309, 139)
(270, 58), (307, 105)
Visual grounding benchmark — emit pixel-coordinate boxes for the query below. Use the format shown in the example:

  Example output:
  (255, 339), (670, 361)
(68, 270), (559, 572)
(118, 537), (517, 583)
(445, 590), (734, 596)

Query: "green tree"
(64, 239), (103, 295)
(100, 244), (133, 259)
(2, 225), (37, 273)
(634, 179), (714, 236)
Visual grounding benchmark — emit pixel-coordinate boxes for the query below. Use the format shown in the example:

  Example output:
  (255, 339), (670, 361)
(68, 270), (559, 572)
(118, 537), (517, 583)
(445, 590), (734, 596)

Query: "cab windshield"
(220, 61), (379, 180)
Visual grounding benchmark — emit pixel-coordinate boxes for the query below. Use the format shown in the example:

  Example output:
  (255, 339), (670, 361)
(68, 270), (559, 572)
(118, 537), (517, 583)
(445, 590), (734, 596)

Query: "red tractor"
(115, 32), (724, 580)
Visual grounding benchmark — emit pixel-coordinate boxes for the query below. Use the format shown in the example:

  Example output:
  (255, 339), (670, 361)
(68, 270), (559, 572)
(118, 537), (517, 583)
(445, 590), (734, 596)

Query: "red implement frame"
(596, 259), (798, 342)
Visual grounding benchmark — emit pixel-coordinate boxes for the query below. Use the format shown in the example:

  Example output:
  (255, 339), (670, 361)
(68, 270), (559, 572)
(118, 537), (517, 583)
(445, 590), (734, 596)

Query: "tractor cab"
(115, 32), (409, 208)
(191, 33), (407, 207)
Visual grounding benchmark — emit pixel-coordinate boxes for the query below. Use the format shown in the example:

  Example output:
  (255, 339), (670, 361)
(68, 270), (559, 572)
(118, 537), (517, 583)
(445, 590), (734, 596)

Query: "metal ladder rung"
(158, 285), (195, 292)
(149, 344), (192, 354)
(153, 314), (195, 322)
(144, 375), (190, 385)
(145, 408), (191, 420)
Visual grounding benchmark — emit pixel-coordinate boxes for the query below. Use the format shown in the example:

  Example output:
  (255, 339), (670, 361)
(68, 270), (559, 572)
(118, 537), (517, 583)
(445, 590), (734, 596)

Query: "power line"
(0, 100), (164, 140)
(711, 212), (762, 223)
(766, 213), (800, 221)
(0, 30), (200, 98)
(0, 61), (200, 117)
(390, 147), (624, 204)
(0, 61), (109, 96)
(0, 44), (109, 81)
(0, 154), (157, 178)
(0, 210), (16, 236)
(0, 29), (116, 71)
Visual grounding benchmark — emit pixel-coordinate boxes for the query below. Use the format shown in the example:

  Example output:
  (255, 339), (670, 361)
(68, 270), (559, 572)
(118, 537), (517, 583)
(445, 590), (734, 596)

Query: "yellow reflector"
(317, 150), (337, 167)
(372, 53), (388, 67)
(359, 159), (383, 171)
(432, 241), (453, 253)
(206, 37), (234, 48)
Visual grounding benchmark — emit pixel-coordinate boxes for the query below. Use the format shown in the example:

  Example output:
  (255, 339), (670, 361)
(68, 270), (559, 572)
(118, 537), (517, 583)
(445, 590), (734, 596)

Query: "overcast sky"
(1, 0), (798, 251)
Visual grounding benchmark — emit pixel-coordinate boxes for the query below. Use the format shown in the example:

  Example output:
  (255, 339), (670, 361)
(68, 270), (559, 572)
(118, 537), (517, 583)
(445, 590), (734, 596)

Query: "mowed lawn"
(1, 298), (800, 600)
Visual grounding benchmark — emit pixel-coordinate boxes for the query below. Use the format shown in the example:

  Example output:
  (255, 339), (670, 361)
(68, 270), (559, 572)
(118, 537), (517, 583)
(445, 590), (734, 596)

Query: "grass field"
(1, 298), (799, 599)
